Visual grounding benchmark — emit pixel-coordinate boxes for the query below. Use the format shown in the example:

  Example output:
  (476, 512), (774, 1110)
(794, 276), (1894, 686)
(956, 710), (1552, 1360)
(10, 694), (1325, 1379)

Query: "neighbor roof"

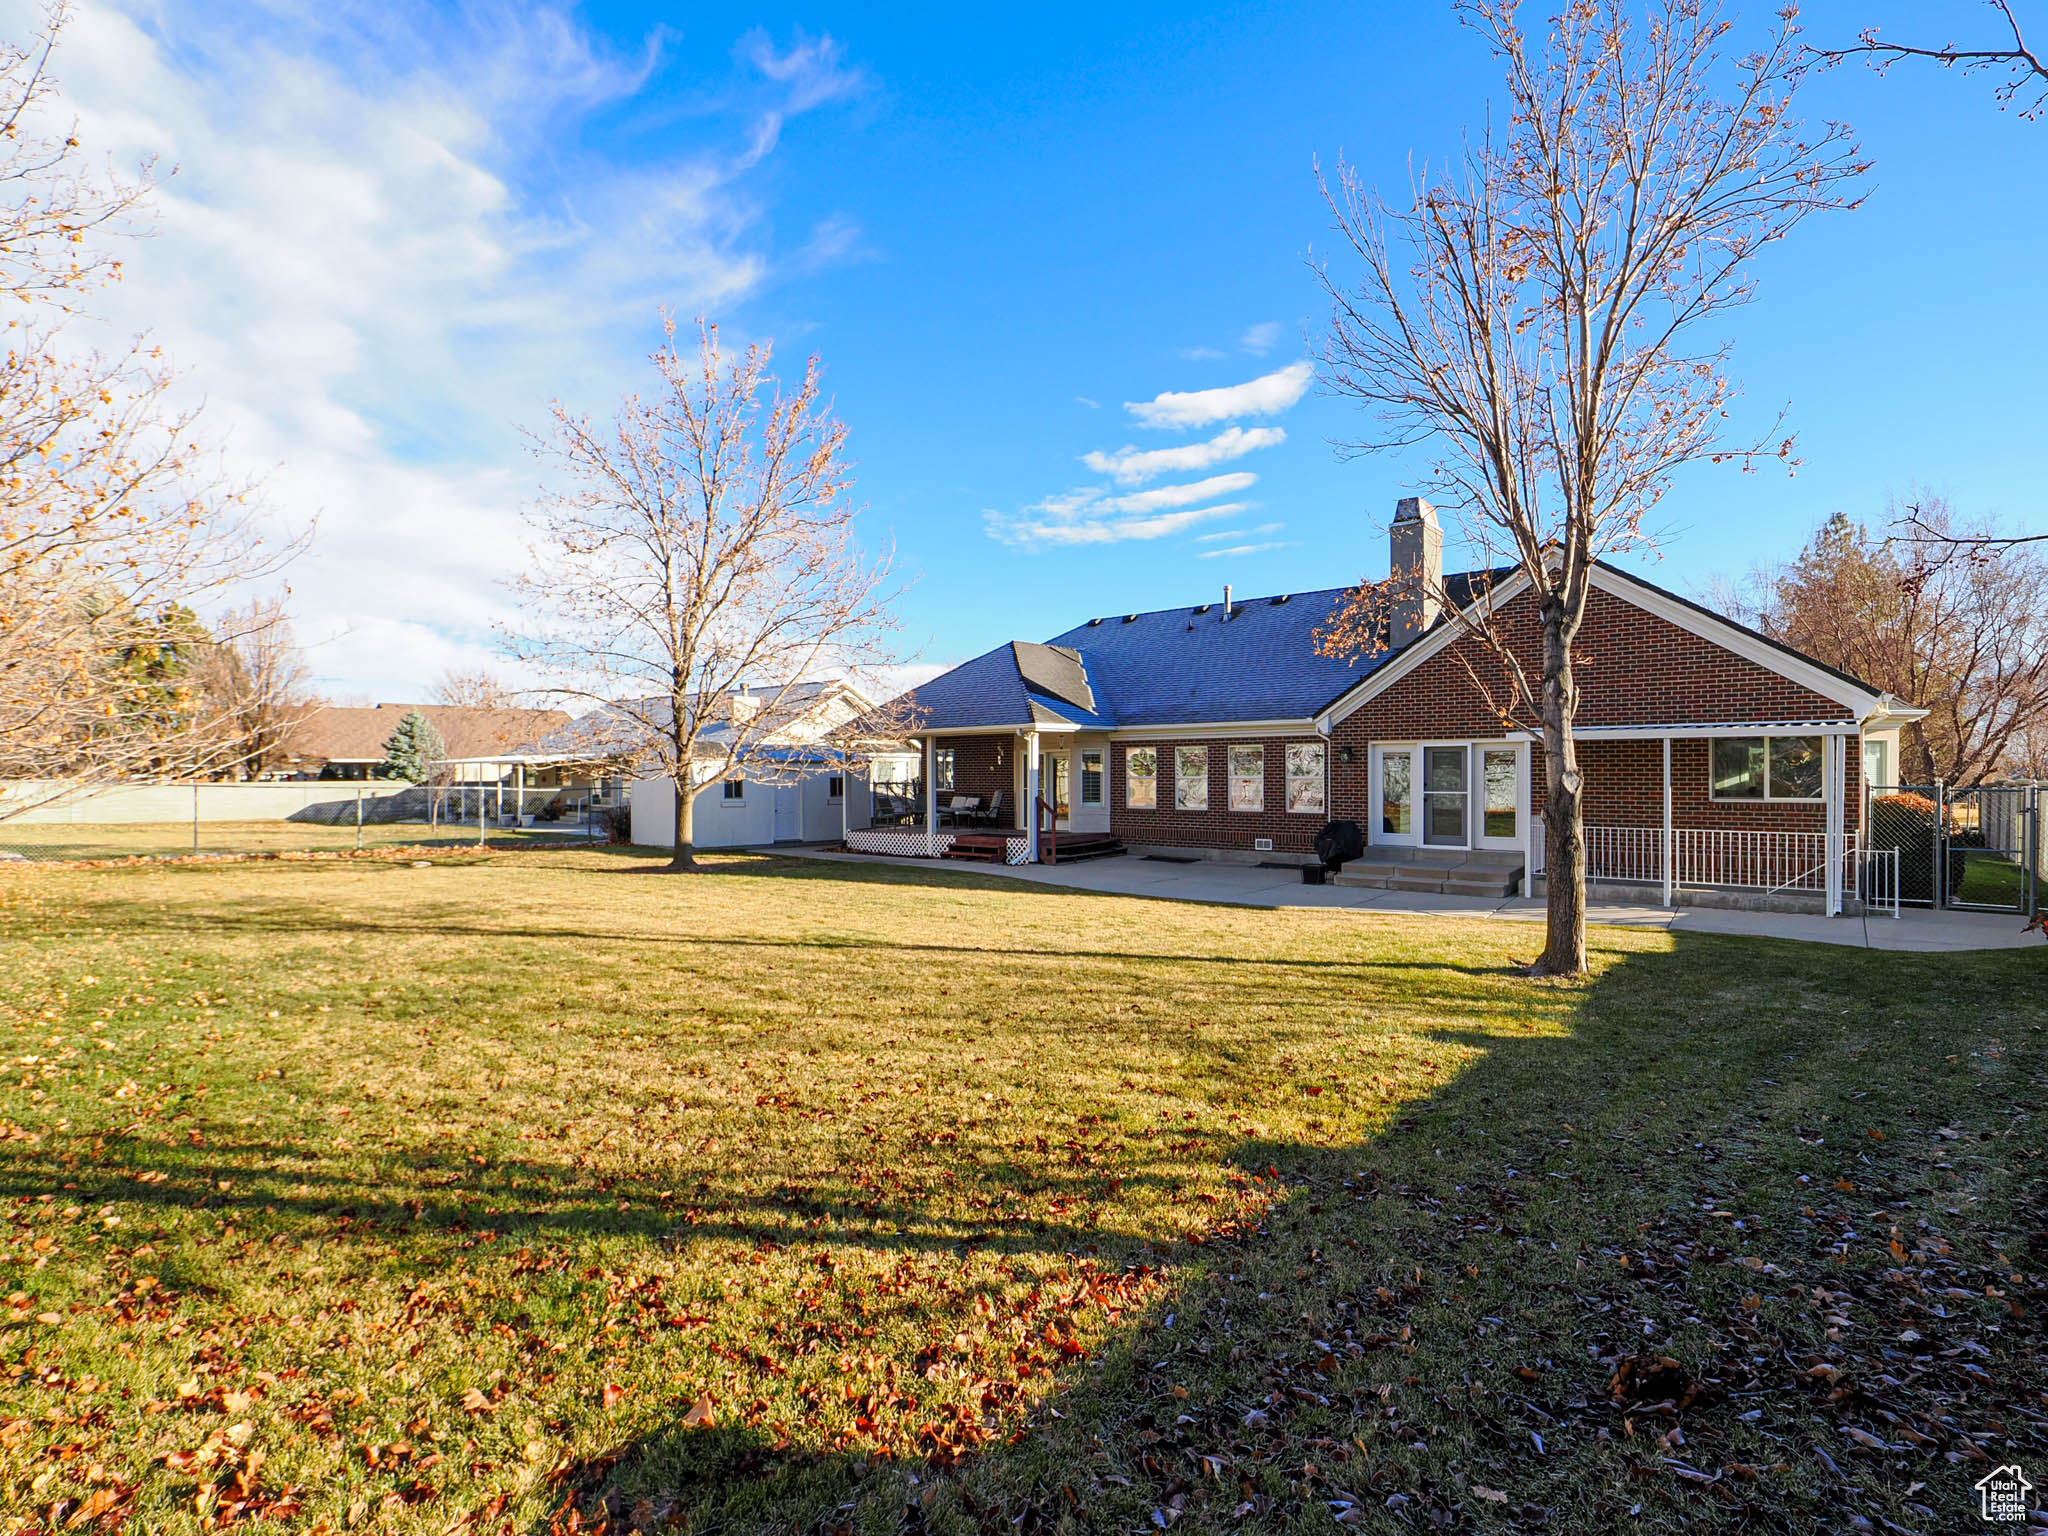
(528, 680), (873, 762)
(291, 704), (571, 764)
(895, 572), (1509, 733)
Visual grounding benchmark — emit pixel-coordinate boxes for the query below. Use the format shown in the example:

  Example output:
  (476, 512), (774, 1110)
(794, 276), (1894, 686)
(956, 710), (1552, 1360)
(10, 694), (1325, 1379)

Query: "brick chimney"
(1389, 497), (1442, 647)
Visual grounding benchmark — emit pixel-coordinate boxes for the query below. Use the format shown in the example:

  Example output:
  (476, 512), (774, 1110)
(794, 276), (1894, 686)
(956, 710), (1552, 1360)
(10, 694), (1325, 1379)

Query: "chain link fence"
(0, 780), (629, 864)
(1866, 782), (2040, 915)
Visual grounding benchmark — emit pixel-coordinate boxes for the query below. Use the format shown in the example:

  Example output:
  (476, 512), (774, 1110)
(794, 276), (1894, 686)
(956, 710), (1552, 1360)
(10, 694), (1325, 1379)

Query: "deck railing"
(1542, 825), (1889, 910)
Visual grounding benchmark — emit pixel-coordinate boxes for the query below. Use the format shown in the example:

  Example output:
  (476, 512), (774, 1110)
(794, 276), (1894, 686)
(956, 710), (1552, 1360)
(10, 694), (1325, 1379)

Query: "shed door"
(772, 785), (801, 841)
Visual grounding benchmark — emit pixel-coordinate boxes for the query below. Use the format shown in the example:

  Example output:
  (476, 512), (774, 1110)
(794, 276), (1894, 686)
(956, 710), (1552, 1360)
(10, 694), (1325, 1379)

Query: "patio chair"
(966, 791), (1007, 829)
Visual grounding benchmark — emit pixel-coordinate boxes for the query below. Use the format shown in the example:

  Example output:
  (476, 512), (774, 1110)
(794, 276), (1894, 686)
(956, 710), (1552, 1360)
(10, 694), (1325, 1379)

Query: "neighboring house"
(853, 498), (1925, 915)
(279, 704), (572, 782)
(590, 680), (875, 850)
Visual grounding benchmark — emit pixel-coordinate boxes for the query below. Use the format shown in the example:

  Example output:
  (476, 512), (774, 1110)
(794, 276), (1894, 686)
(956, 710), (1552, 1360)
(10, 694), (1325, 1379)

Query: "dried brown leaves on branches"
(509, 314), (907, 868)
(1311, 0), (1864, 972)
(1728, 501), (2048, 784)
(1, 5), (299, 809)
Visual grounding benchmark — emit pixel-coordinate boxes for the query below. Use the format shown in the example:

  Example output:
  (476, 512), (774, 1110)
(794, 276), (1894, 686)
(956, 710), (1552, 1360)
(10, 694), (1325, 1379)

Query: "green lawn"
(1, 849), (2042, 1535)
(0, 820), (599, 863)
(1949, 848), (2035, 912)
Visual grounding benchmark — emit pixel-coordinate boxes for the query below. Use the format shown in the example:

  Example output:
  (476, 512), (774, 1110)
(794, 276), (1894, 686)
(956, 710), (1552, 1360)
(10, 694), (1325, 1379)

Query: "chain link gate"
(1867, 782), (2040, 914)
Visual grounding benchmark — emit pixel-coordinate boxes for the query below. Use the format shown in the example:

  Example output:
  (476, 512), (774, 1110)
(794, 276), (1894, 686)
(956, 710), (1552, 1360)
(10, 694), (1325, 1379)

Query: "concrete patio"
(784, 846), (2043, 953)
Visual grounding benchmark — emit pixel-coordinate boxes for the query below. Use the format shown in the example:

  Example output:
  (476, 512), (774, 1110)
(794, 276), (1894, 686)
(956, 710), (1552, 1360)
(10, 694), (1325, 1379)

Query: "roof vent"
(1087, 617), (1103, 626)
(1192, 603), (1211, 615)
(1186, 619), (1195, 631)
(1270, 593), (1290, 605)
(1122, 614), (1139, 623)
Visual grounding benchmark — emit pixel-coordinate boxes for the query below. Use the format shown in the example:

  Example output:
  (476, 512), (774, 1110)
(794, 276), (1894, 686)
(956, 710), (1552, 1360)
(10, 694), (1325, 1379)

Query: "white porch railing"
(1536, 825), (1894, 914)
(1673, 828), (1841, 893)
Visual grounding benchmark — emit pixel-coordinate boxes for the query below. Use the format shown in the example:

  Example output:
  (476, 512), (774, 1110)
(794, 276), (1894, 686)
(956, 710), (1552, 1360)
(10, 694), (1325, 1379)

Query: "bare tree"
(1724, 501), (2048, 784)
(432, 667), (517, 709)
(193, 598), (314, 780)
(1813, 1), (2048, 118)
(509, 315), (905, 869)
(0, 4), (297, 816)
(1311, 0), (1865, 975)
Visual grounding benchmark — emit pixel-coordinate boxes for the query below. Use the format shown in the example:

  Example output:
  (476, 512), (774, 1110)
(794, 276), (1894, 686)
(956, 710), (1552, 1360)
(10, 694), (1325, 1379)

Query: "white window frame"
(1125, 746), (1158, 810)
(1709, 734), (1825, 804)
(721, 776), (746, 804)
(933, 748), (956, 792)
(1079, 749), (1104, 807)
(1174, 745), (1209, 811)
(1285, 741), (1326, 815)
(1227, 744), (1264, 813)
(1373, 744), (1418, 846)
(827, 774), (844, 801)
(1473, 741), (1525, 850)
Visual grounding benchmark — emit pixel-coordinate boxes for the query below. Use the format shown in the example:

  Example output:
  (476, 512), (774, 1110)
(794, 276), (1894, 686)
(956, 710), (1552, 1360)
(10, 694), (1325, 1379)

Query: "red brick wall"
(1109, 736), (1329, 853)
(936, 736), (1013, 811)
(1329, 583), (1865, 834)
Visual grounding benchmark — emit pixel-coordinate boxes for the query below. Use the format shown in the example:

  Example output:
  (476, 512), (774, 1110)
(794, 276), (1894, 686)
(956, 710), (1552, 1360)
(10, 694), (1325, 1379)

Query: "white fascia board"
(1586, 566), (1881, 717)
(1562, 720), (1861, 739)
(913, 724), (1037, 738)
(1314, 570), (1536, 731)
(1109, 718), (1319, 741)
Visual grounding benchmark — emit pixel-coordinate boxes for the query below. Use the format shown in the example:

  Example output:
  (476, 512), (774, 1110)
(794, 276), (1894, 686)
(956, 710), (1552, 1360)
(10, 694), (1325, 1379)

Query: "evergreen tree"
(379, 710), (446, 783)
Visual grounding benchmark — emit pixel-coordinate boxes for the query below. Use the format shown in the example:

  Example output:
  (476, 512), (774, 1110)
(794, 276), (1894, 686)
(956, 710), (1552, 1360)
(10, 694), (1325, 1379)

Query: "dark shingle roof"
(898, 573), (1506, 732)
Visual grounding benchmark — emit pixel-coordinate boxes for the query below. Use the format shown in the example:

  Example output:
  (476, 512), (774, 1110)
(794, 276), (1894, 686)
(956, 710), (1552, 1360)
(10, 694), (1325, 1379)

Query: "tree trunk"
(1536, 606), (1588, 976)
(669, 776), (698, 871)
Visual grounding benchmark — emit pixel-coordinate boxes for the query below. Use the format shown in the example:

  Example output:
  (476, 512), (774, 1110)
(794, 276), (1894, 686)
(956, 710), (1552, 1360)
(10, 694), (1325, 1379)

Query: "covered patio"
(1524, 720), (1886, 917)
(843, 725), (1122, 865)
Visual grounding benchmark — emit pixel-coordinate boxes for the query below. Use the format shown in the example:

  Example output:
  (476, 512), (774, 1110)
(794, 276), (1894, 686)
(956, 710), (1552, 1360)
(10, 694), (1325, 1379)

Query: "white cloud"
(1240, 321), (1282, 355)
(14, 1), (865, 700)
(1177, 345), (1224, 361)
(1106, 472), (1256, 514)
(1082, 426), (1284, 484)
(984, 497), (1248, 549)
(1125, 360), (1314, 430)
(1197, 541), (1291, 559)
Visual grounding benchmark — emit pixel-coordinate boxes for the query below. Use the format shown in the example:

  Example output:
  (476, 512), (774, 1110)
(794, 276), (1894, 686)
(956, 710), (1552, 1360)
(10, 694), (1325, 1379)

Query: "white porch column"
(1835, 729), (1851, 913)
(924, 735), (938, 838)
(1024, 731), (1041, 863)
(1661, 735), (1675, 907)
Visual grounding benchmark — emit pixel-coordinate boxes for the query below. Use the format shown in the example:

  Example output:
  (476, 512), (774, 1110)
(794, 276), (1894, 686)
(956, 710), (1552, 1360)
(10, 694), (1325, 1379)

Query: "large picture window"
(1228, 745), (1263, 812)
(1125, 746), (1157, 809)
(1174, 746), (1208, 811)
(1285, 742), (1325, 814)
(1711, 735), (1824, 802)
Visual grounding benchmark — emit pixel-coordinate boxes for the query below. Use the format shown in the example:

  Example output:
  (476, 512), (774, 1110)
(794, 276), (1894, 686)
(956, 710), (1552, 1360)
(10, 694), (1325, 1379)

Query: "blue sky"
(23, 0), (2047, 697)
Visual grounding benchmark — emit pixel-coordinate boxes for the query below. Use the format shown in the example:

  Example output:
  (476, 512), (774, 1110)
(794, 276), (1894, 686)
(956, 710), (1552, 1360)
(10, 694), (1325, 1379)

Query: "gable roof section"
(1316, 562), (1896, 728)
(1038, 573), (1509, 730)
(897, 573), (1513, 734)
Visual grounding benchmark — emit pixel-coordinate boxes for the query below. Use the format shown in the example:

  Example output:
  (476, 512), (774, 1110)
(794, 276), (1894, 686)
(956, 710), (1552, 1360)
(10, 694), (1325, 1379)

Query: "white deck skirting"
(844, 827), (1032, 865)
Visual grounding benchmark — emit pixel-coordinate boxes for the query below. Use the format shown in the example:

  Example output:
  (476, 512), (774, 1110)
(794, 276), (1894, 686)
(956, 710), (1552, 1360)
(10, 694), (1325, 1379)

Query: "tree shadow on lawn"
(518, 935), (2047, 1535)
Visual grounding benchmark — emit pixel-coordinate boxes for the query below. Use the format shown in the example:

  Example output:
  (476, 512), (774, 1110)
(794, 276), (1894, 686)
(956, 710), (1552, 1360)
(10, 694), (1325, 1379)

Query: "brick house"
(849, 500), (1924, 914)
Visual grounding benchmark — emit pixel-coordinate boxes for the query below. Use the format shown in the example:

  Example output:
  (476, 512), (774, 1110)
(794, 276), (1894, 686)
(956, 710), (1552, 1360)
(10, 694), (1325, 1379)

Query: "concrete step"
(1335, 865), (1521, 898)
